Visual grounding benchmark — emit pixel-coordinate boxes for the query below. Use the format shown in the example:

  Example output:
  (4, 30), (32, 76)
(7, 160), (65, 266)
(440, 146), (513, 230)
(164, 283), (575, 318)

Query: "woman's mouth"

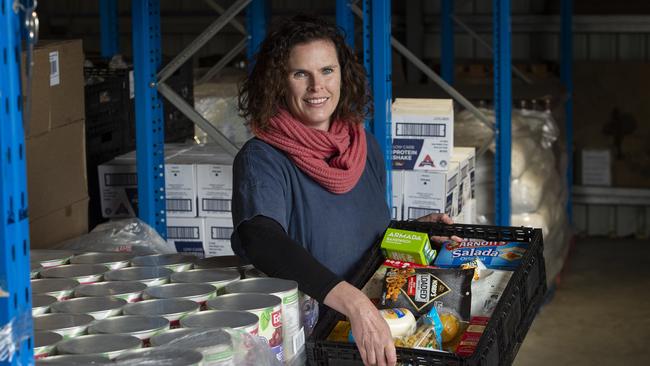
(304, 97), (329, 106)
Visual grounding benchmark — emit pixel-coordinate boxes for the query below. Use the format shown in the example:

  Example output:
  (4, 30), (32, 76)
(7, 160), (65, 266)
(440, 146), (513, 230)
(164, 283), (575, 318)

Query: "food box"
(434, 240), (529, 270)
(380, 228), (436, 265)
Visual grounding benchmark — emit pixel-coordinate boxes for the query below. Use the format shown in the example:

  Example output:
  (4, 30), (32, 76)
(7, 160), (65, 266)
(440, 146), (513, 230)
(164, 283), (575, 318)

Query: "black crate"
(307, 222), (547, 366)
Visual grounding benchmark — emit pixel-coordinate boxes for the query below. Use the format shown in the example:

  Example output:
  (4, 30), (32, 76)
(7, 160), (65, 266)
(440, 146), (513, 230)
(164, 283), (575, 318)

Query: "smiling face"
(285, 39), (341, 131)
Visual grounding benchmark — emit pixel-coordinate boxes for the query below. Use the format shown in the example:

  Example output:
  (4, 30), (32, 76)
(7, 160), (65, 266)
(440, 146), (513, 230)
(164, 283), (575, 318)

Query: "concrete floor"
(514, 237), (650, 366)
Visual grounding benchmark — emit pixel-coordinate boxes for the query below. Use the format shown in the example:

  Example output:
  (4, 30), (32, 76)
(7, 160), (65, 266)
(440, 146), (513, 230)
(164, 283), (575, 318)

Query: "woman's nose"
(309, 75), (324, 91)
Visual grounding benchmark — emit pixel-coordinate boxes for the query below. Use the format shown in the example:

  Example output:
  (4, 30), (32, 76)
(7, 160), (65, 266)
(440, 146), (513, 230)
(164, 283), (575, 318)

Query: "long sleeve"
(236, 215), (344, 303)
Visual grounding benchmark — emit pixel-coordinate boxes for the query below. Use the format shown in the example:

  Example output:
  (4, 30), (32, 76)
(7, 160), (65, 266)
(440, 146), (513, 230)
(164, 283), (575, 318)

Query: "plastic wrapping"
(0, 311), (31, 365)
(456, 103), (571, 284)
(194, 82), (252, 147)
(56, 218), (176, 255)
(113, 328), (281, 366)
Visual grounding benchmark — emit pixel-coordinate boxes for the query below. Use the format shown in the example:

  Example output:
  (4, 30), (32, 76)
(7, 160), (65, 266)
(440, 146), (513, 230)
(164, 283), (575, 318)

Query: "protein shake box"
(434, 240), (528, 270)
(380, 228), (437, 265)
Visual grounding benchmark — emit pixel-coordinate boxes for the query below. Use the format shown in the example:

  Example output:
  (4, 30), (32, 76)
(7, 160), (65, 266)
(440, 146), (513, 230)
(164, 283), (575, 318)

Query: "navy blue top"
(231, 134), (391, 280)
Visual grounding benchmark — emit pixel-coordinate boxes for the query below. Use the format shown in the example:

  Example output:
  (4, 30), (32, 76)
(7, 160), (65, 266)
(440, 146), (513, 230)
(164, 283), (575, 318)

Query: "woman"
(233, 15), (455, 366)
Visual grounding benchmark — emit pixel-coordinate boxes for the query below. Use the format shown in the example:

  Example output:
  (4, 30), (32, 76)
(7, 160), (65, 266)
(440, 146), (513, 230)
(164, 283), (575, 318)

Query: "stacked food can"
(29, 249), (307, 364)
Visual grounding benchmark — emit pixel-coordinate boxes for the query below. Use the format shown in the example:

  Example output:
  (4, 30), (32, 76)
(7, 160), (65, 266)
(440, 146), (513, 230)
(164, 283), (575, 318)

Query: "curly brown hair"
(238, 14), (372, 131)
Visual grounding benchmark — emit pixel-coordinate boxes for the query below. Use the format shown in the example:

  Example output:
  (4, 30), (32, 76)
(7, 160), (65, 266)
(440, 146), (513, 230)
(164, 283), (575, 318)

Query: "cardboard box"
(165, 156), (198, 218)
(22, 40), (85, 137)
(391, 99), (454, 171)
(576, 149), (612, 186)
(204, 217), (235, 257)
(30, 198), (89, 249)
(195, 156), (234, 218)
(167, 217), (206, 257)
(391, 171), (403, 220)
(98, 160), (138, 218)
(451, 147), (476, 223)
(26, 120), (88, 219)
(402, 162), (460, 220)
(380, 228), (436, 265)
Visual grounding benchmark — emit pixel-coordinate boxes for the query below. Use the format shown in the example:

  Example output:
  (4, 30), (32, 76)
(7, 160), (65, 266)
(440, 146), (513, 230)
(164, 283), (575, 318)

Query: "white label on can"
(251, 305), (283, 362)
(277, 289), (300, 361)
(49, 51), (60, 86)
(292, 326), (305, 355)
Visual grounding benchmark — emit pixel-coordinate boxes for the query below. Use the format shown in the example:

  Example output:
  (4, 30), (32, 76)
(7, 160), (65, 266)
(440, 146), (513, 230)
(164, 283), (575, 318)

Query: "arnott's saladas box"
(434, 240), (528, 270)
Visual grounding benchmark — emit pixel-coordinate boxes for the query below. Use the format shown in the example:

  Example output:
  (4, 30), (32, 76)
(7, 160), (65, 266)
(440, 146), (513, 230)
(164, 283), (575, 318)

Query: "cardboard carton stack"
(23, 40), (89, 248)
(391, 98), (476, 224)
(98, 144), (235, 258)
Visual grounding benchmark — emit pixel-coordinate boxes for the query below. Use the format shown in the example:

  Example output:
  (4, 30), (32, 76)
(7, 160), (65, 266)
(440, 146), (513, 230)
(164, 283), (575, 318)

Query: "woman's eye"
(322, 68), (333, 75)
(293, 71), (306, 78)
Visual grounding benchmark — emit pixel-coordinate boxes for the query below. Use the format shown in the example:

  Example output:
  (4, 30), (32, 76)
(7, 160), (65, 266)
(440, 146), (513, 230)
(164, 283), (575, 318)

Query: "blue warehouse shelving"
(0, 1), (574, 364)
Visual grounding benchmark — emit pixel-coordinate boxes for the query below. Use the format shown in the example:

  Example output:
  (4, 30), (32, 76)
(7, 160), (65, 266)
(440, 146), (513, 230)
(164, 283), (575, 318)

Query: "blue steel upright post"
(363, 0), (392, 205)
(336, 0), (355, 48)
(561, 0), (573, 222)
(0, 2), (34, 365)
(100, 0), (119, 59)
(132, 0), (167, 238)
(441, 0), (454, 84)
(246, 0), (268, 64)
(493, 0), (512, 226)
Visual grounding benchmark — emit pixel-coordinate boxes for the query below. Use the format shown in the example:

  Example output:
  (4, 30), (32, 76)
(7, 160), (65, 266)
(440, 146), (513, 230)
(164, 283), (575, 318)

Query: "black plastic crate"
(84, 67), (132, 139)
(307, 222), (547, 366)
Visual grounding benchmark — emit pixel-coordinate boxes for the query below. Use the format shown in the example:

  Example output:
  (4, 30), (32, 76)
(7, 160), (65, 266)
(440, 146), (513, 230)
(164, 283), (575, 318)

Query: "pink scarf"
(253, 109), (367, 194)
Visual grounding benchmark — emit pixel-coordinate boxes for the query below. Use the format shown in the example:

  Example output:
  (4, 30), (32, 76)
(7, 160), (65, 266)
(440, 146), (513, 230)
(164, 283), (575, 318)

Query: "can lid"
(40, 264), (109, 279)
(34, 331), (63, 348)
(75, 281), (147, 297)
(165, 328), (232, 350)
(30, 250), (75, 264)
(89, 315), (169, 334)
(31, 278), (79, 294)
(170, 269), (240, 284)
(105, 266), (173, 281)
(32, 294), (57, 308)
(180, 310), (258, 330)
(225, 277), (298, 295)
(206, 293), (281, 312)
(33, 313), (94, 332)
(131, 254), (196, 267)
(51, 296), (127, 314)
(35, 354), (113, 365)
(122, 298), (199, 317)
(144, 283), (216, 299)
(70, 252), (134, 265)
(150, 328), (198, 347)
(57, 334), (141, 355)
(115, 347), (203, 365)
(31, 261), (43, 272)
(195, 255), (252, 270)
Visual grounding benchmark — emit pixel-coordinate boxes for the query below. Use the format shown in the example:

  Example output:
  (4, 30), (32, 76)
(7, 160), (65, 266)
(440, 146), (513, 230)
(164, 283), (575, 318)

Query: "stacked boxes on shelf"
(22, 40), (90, 248)
(97, 144), (235, 258)
(391, 99), (476, 223)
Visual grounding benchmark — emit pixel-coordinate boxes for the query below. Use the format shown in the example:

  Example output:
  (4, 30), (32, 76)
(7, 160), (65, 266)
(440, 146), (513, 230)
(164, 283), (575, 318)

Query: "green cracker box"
(380, 228), (437, 265)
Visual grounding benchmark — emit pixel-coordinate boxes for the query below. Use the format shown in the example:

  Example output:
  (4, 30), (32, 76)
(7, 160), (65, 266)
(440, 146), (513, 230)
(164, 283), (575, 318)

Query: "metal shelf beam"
(0, 1), (34, 364)
(99, 0), (119, 59)
(132, 0), (167, 238)
(336, 0), (355, 48)
(493, 0), (512, 226)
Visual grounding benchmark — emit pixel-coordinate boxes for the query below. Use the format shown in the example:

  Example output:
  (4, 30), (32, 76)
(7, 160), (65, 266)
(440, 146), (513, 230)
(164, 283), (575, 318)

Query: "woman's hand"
(324, 282), (397, 366)
(416, 213), (463, 243)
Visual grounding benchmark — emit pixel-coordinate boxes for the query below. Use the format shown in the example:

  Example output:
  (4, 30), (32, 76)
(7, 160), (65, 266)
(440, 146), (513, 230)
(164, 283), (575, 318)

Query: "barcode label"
(49, 51), (60, 86)
(396, 123), (446, 137)
(408, 207), (439, 219)
(167, 226), (200, 239)
(104, 173), (137, 186)
(167, 199), (192, 212)
(292, 327), (306, 355)
(202, 199), (231, 212)
(391, 206), (397, 219)
(211, 227), (233, 240)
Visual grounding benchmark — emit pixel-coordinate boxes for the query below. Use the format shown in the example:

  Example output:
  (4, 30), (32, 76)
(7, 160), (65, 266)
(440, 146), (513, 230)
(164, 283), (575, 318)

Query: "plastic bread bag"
(300, 293), (319, 338)
(394, 306), (444, 351)
(56, 218), (177, 255)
